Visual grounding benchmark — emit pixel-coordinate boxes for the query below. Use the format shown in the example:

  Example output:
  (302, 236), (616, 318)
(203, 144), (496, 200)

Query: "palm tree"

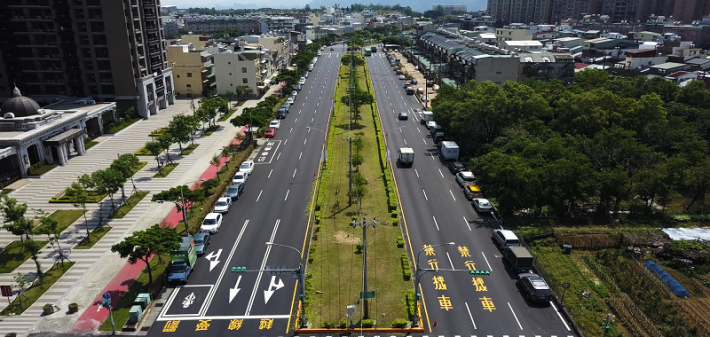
(210, 155), (221, 182)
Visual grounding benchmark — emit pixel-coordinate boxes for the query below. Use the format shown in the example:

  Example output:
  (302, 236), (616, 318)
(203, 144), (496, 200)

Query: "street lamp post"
(413, 241), (454, 327)
(384, 125), (406, 139)
(265, 242), (307, 328)
(156, 178), (205, 234)
(351, 218), (377, 319)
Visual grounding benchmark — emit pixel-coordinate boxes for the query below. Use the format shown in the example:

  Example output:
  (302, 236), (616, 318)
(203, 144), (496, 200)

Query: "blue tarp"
(644, 260), (690, 298)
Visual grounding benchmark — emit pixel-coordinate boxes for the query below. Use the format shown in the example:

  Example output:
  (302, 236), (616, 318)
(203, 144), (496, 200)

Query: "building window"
(186, 84), (191, 87)
(242, 67), (247, 73)
(229, 73), (232, 75)
(496, 71), (502, 75)
(187, 73), (192, 77)
(177, 75), (180, 78)
(242, 78), (248, 84)
(228, 62), (231, 64)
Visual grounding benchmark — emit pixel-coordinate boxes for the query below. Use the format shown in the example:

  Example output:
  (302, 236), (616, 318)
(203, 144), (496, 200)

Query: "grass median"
(0, 240), (49, 273)
(0, 261), (75, 315)
(111, 191), (149, 219)
(34, 209), (86, 234)
(154, 163), (179, 178)
(304, 57), (409, 328)
(74, 226), (112, 249)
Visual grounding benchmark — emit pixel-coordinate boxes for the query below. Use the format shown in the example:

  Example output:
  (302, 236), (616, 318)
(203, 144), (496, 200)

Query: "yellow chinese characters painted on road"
(259, 318), (274, 330)
(227, 319), (243, 330)
(195, 319), (211, 331)
(472, 277), (488, 291)
(424, 245), (435, 256)
(480, 297), (496, 312)
(458, 246), (471, 257)
(438, 295), (453, 311)
(428, 259), (439, 270)
(433, 276), (447, 290)
(465, 260), (476, 270)
(163, 321), (179, 332)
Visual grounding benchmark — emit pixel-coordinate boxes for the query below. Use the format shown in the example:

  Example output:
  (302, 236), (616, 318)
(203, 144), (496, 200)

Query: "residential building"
(238, 35), (291, 69)
(683, 57), (710, 70)
(496, 26), (533, 43)
(434, 5), (468, 15)
(650, 62), (691, 75)
(635, 31), (664, 42)
(500, 40), (544, 51)
(180, 34), (211, 51)
(0, 87), (117, 184)
(617, 49), (668, 69)
(486, 0), (553, 25)
(167, 45), (216, 98)
(214, 50), (273, 97)
(519, 53), (575, 84)
(673, 0), (710, 24)
(258, 16), (296, 34)
(163, 17), (180, 38)
(0, 0), (175, 118)
(183, 16), (259, 34)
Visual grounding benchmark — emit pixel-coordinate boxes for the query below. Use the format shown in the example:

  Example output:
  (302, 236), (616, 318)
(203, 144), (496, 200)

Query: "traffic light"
(231, 267), (247, 272)
(415, 292), (421, 301)
(470, 270), (490, 275)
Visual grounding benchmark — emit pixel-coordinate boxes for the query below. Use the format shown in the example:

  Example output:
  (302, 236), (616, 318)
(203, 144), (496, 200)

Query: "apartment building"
(486, 0), (553, 24)
(0, 0), (175, 118)
(434, 5), (468, 15)
(496, 27), (533, 43)
(258, 16), (296, 34)
(167, 45), (216, 98)
(183, 16), (259, 34)
(214, 50), (274, 96)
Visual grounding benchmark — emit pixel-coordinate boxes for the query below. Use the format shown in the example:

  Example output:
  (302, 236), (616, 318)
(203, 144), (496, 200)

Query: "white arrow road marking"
(204, 249), (223, 271)
(245, 219), (281, 315)
(229, 276), (243, 303)
(263, 276), (285, 304)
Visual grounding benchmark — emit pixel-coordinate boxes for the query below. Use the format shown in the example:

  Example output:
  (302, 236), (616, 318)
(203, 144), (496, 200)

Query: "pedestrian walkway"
(0, 84), (281, 337)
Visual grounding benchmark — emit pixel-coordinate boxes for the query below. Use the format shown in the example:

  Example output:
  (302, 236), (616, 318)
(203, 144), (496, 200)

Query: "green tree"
(474, 151), (540, 215)
(0, 195), (33, 246)
(34, 209), (68, 265)
(210, 155), (221, 182)
(574, 68), (609, 90)
(145, 141), (165, 170)
(167, 114), (195, 153)
(25, 239), (43, 283)
(111, 153), (141, 202)
(111, 225), (182, 283)
(94, 168), (125, 212)
(65, 182), (90, 235)
(151, 186), (206, 234)
(13, 272), (31, 307)
(157, 133), (175, 164)
(675, 79), (710, 108)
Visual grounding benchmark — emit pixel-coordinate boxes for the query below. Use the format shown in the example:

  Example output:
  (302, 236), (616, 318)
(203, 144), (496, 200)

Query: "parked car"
(265, 128), (277, 138)
(447, 161), (465, 174)
(294, 84), (302, 91)
(286, 96), (295, 105)
(213, 197), (232, 214)
(292, 90), (298, 97)
(472, 198), (493, 213)
(277, 109), (287, 119)
(398, 75), (406, 80)
(317, 52), (322, 56)
(463, 185), (483, 200)
(455, 171), (476, 187)
(492, 229), (521, 250)
(330, 47), (334, 51)
(232, 171), (248, 185)
(398, 112), (408, 120)
(224, 183), (244, 200)
(194, 232), (210, 255)
(239, 160), (255, 174)
(281, 103), (291, 112)
(411, 79), (418, 85)
(299, 77), (306, 85)
(200, 213), (223, 234)
(517, 273), (552, 303)
(269, 120), (281, 129)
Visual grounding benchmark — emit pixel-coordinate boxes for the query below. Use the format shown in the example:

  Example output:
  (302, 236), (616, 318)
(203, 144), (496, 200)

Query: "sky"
(163, 0), (310, 8)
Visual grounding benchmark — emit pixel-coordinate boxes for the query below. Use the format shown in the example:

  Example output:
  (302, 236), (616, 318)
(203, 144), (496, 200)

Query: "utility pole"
(342, 137), (359, 204)
(351, 217), (376, 319)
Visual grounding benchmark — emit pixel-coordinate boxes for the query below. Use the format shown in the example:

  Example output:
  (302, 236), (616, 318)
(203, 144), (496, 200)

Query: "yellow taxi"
(463, 184), (483, 200)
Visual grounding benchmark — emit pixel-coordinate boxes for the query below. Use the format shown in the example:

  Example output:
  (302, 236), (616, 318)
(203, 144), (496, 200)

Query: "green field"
(305, 58), (409, 328)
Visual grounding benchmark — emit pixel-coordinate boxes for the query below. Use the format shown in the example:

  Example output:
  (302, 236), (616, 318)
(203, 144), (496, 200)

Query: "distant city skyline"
(163, 0), (484, 11)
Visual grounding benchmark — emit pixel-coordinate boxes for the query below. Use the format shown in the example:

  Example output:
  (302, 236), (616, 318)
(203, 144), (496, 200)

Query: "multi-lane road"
(366, 51), (575, 337)
(147, 44), (344, 337)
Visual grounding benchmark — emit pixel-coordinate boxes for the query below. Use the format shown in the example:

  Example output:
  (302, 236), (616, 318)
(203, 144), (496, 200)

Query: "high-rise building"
(0, 0), (175, 118)
(672, 0), (710, 24)
(487, 0), (553, 24)
(434, 5), (468, 15)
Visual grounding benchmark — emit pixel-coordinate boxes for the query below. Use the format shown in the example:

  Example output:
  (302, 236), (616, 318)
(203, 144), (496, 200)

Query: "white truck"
(440, 141), (459, 161)
(418, 110), (434, 125)
(398, 147), (415, 167)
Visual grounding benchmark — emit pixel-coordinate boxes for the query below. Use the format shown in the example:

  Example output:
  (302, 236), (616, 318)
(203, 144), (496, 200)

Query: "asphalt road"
(365, 50), (575, 337)
(147, 44), (345, 336)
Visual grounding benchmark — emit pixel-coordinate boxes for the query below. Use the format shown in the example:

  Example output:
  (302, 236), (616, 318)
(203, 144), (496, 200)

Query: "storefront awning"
(44, 128), (85, 145)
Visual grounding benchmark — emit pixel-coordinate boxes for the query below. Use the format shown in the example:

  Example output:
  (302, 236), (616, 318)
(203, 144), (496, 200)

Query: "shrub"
(338, 320), (348, 328)
(406, 288), (416, 320)
(356, 243), (364, 254)
(401, 253), (411, 280)
(392, 318), (407, 328)
(322, 320), (336, 328)
(200, 178), (219, 196)
(397, 235), (405, 248)
(315, 225), (321, 233)
(391, 211), (398, 218)
(392, 219), (399, 226)
(361, 319), (374, 328)
(315, 204), (321, 211)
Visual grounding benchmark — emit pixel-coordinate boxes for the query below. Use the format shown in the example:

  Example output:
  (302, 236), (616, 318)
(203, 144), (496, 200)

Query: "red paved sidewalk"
(71, 128), (245, 333)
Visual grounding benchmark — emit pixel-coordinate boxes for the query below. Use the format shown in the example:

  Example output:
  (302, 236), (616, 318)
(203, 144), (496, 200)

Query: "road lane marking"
(290, 127), (293, 133)
(432, 215), (439, 231)
(285, 190), (290, 200)
(277, 152), (281, 160)
(417, 127), (421, 133)
(423, 139), (427, 145)
(438, 169), (444, 177)
(311, 117), (314, 123)
(463, 216), (472, 231)
(295, 118), (298, 123)
(404, 139), (407, 145)
(298, 110), (302, 114)
(304, 138), (307, 145)
(465, 302), (477, 329)
(256, 190), (263, 201)
(482, 252), (493, 271)
(446, 252), (454, 268)
(244, 219), (281, 315)
(299, 152), (302, 160)
(422, 190), (428, 200)
(293, 168), (297, 178)
(415, 169), (419, 178)
(268, 169), (273, 178)
(314, 110), (317, 114)
(508, 302), (524, 330)
(550, 302), (572, 330)
(284, 139), (288, 145)
(198, 220), (250, 316)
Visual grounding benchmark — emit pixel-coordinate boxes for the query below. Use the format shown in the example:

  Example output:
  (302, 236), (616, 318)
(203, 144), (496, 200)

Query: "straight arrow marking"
(205, 249), (223, 272)
(264, 276), (285, 304)
(229, 275), (242, 303)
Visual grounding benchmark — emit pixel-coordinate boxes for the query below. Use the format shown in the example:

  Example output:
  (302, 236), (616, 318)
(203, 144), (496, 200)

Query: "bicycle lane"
(70, 127), (246, 333)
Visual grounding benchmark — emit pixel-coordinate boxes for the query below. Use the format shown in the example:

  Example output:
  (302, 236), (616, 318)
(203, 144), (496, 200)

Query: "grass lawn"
(201, 125), (220, 137)
(154, 163), (179, 178)
(0, 261), (75, 315)
(84, 139), (99, 150)
(106, 118), (140, 134)
(27, 162), (58, 176)
(131, 162), (147, 174)
(0, 240), (49, 273)
(74, 226), (112, 249)
(34, 209), (86, 234)
(99, 254), (169, 331)
(149, 127), (167, 137)
(181, 143), (199, 155)
(134, 146), (154, 156)
(111, 191), (149, 219)
(305, 60), (409, 328)
(218, 109), (237, 122)
(50, 191), (107, 203)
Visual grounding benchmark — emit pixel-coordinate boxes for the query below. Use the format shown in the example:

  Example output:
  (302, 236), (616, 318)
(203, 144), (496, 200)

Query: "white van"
(492, 229), (521, 250)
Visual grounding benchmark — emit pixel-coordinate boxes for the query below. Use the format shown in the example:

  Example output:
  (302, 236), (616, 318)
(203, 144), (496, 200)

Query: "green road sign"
(360, 291), (376, 299)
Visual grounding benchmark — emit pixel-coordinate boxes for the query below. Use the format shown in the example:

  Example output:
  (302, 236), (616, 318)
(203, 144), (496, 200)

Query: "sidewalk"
(0, 85), (281, 337)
